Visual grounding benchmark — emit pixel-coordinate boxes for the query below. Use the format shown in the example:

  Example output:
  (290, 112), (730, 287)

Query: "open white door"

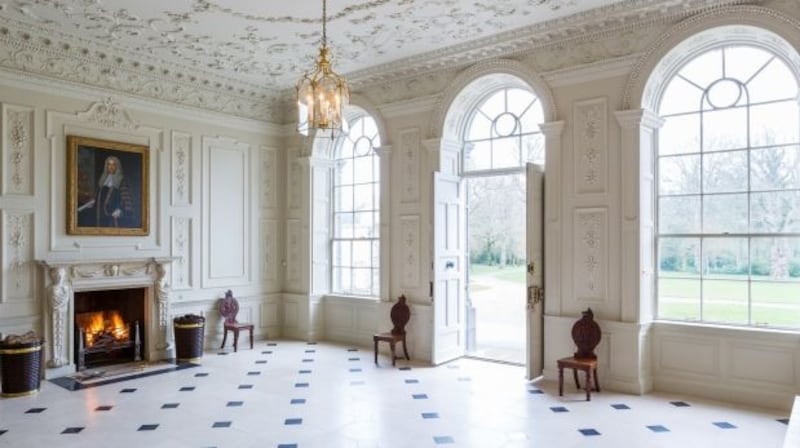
(526, 163), (544, 379)
(432, 171), (466, 365)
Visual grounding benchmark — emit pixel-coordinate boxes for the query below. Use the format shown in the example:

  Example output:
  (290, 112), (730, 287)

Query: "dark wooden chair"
(218, 290), (254, 352)
(373, 295), (411, 366)
(557, 308), (601, 401)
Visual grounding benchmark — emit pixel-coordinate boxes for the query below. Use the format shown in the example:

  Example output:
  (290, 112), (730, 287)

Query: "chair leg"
(373, 339), (378, 365)
(593, 367), (600, 392)
(249, 329), (254, 349)
(584, 369), (592, 401)
(390, 342), (397, 366)
(233, 330), (239, 352)
(572, 368), (580, 389)
(558, 366), (564, 396)
(402, 336), (410, 360)
(220, 329), (228, 349)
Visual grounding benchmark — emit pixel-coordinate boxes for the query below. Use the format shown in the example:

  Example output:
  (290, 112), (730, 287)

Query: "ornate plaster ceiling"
(0, 0), (752, 121)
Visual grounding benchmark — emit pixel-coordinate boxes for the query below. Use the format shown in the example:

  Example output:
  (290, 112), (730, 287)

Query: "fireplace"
(37, 258), (175, 379)
(74, 288), (145, 370)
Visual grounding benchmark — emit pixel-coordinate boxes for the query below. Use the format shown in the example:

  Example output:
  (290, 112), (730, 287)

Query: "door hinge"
(527, 285), (544, 310)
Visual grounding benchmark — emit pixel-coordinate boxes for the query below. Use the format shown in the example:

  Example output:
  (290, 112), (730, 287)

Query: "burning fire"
(76, 310), (129, 347)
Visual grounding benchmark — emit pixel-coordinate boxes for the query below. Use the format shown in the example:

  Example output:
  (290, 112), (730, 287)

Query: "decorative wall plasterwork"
(286, 219), (301, 287)
(3, 211), (33, 298)
(171, 217), (191, 291)
(573, 97), (607, 194)
(171, 131), (191, 207)
(262, 219), (278, 284)
(287, 159), (301, 211)
(574, 208), (607, 303)
(0, 0), (752, 123)
(400, 215), (421, 289)
(399, 128), (420, 204)
(2, 104), (33, 195)
(76, 97), (139, 129)
(261, 147), (277, 210)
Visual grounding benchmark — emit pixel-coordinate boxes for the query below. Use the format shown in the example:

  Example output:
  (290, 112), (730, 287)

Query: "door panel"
(432, 172), (466, 364)
(527, 163), (545, 379)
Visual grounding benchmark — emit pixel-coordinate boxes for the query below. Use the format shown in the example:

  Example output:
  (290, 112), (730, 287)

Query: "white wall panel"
(658, 336), (719, 376)
(203, 136), (250, 286)
(729, 343), (795, 386)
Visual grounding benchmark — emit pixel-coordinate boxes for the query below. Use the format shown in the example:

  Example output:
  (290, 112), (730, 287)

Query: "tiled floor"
(0, 340), (790, 447)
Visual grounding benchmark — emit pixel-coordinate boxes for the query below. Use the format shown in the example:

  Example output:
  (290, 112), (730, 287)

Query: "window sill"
(324, 294), (379, 302)
(653, 319), (800, 339)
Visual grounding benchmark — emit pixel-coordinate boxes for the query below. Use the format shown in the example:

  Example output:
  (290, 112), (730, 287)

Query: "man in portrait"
(77, 155), (137, 228)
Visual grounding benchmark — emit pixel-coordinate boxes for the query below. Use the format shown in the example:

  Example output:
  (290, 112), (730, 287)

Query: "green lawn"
(469, 263), (526, 284)
(658, 276), (800, 327)
(467, 264), (800, 327)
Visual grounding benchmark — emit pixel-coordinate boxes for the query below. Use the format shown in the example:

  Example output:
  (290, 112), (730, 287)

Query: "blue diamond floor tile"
(713, 421), (737, 429)
(579, 428), (601, 436)
(647, 425), (670, 433)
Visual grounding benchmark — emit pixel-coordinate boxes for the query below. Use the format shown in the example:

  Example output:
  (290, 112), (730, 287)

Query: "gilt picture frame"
(66, 135), (149, 236)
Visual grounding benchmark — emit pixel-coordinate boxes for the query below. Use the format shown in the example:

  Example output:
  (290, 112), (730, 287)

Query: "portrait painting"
(66, 135), (149, 236)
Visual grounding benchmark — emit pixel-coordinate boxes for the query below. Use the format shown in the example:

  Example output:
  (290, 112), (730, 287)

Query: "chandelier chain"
(322, 0), (327, 47)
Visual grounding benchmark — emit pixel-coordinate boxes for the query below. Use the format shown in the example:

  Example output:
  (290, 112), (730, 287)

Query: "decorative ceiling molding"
(346, 0), (755, 89)
(0, 0), (763, 123)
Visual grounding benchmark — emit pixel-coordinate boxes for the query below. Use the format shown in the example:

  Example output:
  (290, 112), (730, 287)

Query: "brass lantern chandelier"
(296, 0), (350, 136)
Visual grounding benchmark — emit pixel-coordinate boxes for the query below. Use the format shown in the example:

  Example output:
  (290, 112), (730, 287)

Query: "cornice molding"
(542, 54), (640, 87)
(0, 68), (283, 136)
(0, 0), (764, 123)
(0, 19), (281, 122)
(347, 0), (753, 89)
(376, 95), (440, 119)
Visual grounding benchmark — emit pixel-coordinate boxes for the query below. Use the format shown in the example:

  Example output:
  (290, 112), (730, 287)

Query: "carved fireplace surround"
(37, 258), (174, 379)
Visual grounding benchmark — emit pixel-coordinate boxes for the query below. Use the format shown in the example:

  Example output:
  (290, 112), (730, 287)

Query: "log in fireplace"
(73, 288), (145, 370)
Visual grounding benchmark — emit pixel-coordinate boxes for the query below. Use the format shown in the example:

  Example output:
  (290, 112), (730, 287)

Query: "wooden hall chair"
(373, 295), (411, 366)
(557, 308), (601, 401)
(218, 290), (254, 352)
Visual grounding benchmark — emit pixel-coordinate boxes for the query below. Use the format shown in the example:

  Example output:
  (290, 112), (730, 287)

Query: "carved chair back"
(218, 290), (241, 325)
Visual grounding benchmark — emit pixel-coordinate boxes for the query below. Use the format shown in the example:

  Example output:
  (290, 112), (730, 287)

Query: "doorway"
(465, 172), (527, 364)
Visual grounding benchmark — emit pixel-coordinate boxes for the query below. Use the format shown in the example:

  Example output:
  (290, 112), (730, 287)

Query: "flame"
(76, 310), (129, 347)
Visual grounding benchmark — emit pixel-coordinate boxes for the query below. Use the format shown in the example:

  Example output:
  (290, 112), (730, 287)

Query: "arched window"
(332, 115), (381, 296)
(656, 45), (800, 328)
(463, 87), (544, 172)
